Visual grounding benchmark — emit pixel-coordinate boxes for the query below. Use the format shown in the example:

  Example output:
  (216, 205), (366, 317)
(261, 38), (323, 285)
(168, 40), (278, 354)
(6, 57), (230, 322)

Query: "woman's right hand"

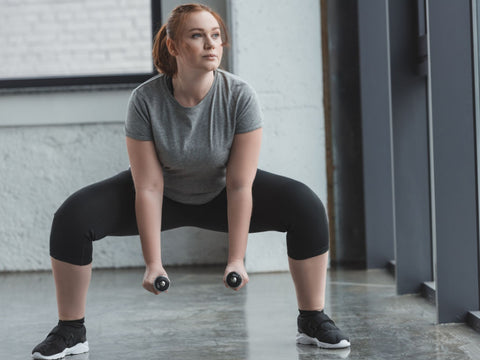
(143, 262), (168, 295)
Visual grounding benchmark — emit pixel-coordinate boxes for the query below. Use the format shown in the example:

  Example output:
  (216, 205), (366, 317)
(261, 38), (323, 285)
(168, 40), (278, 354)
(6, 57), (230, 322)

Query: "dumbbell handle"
(154, 276), (170, 292)
(226, 272), (242, 288)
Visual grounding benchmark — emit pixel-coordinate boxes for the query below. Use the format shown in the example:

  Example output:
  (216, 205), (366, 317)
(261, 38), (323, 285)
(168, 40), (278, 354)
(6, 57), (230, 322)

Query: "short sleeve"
(235, 83), (263, 134)
(124, 90), (153, 141)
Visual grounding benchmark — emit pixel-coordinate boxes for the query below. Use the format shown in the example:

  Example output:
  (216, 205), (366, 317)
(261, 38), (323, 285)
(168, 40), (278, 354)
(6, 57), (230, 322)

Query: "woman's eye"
(212, 33), (220, 39)
(192, 33), (202, 38)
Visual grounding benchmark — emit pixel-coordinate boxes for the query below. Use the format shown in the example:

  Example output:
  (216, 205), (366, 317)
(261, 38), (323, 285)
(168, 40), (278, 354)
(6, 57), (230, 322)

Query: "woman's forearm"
(226, 186), (252, 263)
(135, 189), (163, 266)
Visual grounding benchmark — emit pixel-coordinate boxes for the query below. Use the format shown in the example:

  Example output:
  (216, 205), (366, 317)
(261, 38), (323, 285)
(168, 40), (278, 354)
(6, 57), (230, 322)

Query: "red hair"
(152, 3), (229, 77)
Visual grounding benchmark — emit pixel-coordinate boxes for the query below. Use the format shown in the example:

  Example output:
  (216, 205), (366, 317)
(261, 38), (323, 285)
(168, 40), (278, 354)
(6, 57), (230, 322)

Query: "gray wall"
(0, 0), (326, 272)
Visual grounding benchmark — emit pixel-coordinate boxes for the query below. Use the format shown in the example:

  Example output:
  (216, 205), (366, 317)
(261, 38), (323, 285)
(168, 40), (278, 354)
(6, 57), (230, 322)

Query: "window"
(0, 0), (161, 92)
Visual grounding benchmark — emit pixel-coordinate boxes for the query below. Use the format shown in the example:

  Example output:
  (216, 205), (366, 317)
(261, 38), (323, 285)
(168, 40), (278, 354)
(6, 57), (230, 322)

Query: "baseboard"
(386, 260), (395, 276)
(467, 311), (480, 333)
(421, 281), (436, 305)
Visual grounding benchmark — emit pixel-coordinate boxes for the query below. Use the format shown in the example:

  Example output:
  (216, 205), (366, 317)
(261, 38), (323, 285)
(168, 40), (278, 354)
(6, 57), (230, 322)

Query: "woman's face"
(173, 11), (224, 74)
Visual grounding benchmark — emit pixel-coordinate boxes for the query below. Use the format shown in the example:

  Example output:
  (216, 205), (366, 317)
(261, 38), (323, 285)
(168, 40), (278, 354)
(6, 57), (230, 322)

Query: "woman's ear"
(166, 38), (177, 56)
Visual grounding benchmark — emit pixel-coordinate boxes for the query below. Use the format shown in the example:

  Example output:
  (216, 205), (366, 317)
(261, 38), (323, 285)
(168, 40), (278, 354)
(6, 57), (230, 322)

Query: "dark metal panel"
(427, 0), (480, 323)
(388, 0), (433, 294)
(325, 0), (367, 267)
(357, 0), (395, 269)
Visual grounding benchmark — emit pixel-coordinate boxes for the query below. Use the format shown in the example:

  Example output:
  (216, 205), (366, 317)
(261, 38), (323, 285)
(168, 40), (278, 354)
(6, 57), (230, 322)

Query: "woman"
(32, 4), (350, 359)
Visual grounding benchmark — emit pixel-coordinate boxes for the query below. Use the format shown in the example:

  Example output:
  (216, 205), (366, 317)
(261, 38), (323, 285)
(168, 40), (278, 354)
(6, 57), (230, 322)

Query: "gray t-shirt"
(125, 69), (263, 205)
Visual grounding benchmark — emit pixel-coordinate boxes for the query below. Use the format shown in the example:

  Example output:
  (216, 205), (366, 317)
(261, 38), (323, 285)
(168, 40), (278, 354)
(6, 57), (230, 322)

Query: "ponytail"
(152, 24), (177, 78)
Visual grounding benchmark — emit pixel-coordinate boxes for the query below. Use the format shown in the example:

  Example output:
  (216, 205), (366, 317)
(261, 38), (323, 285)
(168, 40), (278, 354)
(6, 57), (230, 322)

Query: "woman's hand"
(223, 260), (249, 291)
(143, 262), (168, 295)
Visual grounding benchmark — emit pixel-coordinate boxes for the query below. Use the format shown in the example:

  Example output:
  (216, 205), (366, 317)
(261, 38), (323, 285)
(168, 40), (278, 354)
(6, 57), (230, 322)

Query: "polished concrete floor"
(1, 266), (480, 360)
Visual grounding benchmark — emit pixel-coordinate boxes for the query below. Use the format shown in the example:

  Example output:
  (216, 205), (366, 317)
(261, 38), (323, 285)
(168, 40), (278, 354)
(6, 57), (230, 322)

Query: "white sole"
(296, 332), (350, 349)
(32, 341), (89, 360)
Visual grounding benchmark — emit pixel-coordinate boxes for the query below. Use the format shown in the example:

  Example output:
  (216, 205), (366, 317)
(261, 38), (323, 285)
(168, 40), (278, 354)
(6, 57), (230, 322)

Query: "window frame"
(0, 0), (161, 93)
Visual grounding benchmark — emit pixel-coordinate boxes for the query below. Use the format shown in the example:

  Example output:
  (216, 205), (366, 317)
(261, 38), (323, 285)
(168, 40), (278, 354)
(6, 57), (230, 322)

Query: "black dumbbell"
(226, 272), (242, 288)
(154, 276), (170, 292)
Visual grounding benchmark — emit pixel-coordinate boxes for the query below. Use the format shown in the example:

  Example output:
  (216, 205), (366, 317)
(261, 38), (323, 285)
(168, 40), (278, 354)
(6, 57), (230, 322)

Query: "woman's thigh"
(50, 170), (139, 264)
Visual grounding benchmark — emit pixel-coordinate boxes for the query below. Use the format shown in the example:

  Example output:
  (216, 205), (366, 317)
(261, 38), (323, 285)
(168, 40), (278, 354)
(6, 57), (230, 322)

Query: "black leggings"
(50, 169), (329, 265)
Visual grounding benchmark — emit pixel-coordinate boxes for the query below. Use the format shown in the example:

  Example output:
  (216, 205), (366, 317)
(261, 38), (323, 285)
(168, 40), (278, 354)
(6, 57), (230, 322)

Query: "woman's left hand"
(223, 260), (249, 291)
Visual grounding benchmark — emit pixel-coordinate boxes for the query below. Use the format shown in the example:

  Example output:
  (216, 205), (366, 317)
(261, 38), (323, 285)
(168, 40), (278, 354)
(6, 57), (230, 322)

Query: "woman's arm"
(224, 128), (263, 290)
(126, 137), (166, 294)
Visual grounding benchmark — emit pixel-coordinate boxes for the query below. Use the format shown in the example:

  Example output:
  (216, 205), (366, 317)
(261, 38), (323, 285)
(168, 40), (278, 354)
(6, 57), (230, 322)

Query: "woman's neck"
(172, 71), (215, 107)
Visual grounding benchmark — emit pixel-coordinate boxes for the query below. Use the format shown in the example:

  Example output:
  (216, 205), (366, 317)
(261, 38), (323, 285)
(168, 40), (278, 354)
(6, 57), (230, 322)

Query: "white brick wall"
(0, 0), (152, 78)
(230, 0), (326, 272)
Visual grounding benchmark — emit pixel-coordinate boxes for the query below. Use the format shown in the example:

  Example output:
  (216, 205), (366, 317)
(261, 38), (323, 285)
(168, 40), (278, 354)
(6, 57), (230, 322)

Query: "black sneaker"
(296, 311), (350, 349)
(32, 323), (89, 359)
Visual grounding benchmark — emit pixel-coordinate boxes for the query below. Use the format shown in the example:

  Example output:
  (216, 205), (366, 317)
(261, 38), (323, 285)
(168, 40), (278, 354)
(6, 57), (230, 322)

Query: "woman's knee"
(282, 180), (329, 260)
(282, 179), (327, 219)
(49, 193), (95, 266)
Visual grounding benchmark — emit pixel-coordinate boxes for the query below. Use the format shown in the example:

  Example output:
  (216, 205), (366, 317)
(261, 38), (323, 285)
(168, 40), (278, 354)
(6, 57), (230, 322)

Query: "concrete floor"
(1, 267), (480, 360)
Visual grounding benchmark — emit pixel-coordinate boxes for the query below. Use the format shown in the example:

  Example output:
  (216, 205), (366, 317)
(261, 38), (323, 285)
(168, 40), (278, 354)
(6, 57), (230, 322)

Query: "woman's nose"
(204, 37), (214, 49)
